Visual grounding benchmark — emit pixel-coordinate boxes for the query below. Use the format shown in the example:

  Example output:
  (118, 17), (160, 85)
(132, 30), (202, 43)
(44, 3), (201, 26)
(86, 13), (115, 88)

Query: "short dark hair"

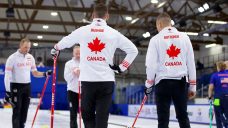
(93, 3), (108, 18)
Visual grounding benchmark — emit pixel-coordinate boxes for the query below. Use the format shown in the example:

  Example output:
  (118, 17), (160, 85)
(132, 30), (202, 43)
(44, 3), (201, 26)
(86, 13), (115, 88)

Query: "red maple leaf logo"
(166, 44), (181, 59)
(88, 37), (105, 54)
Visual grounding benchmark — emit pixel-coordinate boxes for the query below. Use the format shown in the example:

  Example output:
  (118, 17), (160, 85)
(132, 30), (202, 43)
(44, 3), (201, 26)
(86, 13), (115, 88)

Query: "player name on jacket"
(165, 61), (182, 66)
(164, 35), (179, 39)
(87, 56), (106, 61)
(91, 28), (104, 32)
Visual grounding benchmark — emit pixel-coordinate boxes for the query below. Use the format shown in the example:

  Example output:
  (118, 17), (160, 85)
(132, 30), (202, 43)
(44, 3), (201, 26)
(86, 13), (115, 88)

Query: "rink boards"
(128, 104), (216, 125)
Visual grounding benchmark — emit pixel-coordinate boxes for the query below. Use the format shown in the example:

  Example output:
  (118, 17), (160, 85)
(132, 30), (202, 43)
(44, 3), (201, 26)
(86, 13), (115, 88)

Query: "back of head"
(37, 57), (42, 62)
(216, 61), (227, 71)
(156, 12), (172, 32)
(156, 12), (171, 25)
(93, 3), (108, 18)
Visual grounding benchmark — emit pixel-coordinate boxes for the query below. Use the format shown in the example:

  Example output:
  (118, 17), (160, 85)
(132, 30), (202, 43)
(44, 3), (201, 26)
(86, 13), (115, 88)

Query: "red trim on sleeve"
(5, 67), (12, 71)
(189, 80), (196, 85)
(121, 60), (130, 68)
(147, 80), (154, 85)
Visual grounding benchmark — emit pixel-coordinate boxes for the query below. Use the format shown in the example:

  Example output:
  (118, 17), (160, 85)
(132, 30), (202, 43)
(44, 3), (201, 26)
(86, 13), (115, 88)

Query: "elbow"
(132, 49), (139, 58)
(135, 48), (139, 55)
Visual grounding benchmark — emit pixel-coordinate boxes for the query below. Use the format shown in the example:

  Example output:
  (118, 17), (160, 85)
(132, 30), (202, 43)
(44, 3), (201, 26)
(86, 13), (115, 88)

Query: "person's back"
(211, 70), (228, 98)
(66, 19), (136, 81)
(145, 13), (196, 128)
(149, 27), (195, 85)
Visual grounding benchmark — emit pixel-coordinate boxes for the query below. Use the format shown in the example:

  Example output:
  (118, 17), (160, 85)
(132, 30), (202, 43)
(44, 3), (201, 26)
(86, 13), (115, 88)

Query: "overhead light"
(131, 18), (139, 24)
(51, 12), (58, 16)
(203, 3), (209, 10)
(205, 43), (216, 48)
(37, 35), (43, 39)
(208, 20), (227, 24)
(125, 16), (132, 21)
(33, 43), (38, 47)
(42, 25), (49, 29)
(171, 20), (175, 25)
(203, 33), (209, 36)
(198, 7), (205, 13)
(186, 32), (198, 36)
(157, 1), (166, 8)
(142, 32), (150, 38)
(151, 0), (158, 4)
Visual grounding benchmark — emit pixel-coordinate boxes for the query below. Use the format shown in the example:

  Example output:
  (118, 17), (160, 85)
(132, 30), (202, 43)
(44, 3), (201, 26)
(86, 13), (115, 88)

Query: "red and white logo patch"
(166, 44), (181, 59)
(88, 37), (105, 54)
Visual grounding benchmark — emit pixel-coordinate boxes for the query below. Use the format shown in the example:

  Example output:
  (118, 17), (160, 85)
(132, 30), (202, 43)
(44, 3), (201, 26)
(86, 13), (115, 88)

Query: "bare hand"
(73, 68), (80, 77)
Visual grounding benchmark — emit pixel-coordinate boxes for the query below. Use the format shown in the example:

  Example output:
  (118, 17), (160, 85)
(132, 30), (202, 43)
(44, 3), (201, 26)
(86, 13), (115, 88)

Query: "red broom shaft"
(131, 95), (147, 128)
(50, 57), (57, 128)
(31, 76), (50, 128)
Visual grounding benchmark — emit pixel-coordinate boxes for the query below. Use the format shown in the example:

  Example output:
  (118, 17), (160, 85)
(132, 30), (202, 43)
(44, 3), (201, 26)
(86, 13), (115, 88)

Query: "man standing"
(64, 46), (80, 128)
(145, 13), (196, 128)
(4, 38), (52, 128)
(51, 3), (138, 128)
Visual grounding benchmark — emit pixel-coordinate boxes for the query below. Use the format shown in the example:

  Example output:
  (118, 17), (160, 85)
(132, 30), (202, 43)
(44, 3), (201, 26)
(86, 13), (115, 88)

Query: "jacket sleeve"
(117, 33), (138, 72)
(185, 35), (196, 92)
(4, 56), (14, 92)
(31, 56), (37, 72)
(145, 37), (158, 85)
(54, 28), (81, 50)
(64, 62), (74, 83)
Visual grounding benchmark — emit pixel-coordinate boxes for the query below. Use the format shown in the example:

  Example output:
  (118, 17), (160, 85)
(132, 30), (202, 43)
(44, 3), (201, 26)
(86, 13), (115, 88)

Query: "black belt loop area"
(11, 83), (30, 86)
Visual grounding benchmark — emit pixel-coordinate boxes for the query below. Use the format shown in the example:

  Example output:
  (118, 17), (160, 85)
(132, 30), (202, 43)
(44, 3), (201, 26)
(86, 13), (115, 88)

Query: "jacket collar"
(16, 50), (27, 57)
(159, 26), (178, 34)
(91, 18), (107, 26)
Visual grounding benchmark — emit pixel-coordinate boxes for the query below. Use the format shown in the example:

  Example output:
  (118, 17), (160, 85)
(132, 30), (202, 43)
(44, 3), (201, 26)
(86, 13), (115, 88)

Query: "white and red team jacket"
(55, 18), (138, 82)
(64, 58), (80, 93)
(4, 50), (37, 91)
(146, 27), (196, 92)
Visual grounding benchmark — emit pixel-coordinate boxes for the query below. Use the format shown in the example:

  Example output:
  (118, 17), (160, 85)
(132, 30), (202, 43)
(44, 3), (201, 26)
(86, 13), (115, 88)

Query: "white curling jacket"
(146, 27), (196, 92)
(55, 18), (138, 82)
(4, 50), (37, 91)
(64, 58), (79, 93)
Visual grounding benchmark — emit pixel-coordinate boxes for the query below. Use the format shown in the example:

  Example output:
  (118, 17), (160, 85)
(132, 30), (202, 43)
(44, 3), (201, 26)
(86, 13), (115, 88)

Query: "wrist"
(145, 80), (153, 88)
(188, 84), (196, 92)
(119, 64), (126, 72)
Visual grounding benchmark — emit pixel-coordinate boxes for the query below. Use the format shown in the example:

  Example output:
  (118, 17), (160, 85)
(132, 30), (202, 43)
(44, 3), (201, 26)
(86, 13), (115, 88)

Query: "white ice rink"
(0, 108), (216, 128)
